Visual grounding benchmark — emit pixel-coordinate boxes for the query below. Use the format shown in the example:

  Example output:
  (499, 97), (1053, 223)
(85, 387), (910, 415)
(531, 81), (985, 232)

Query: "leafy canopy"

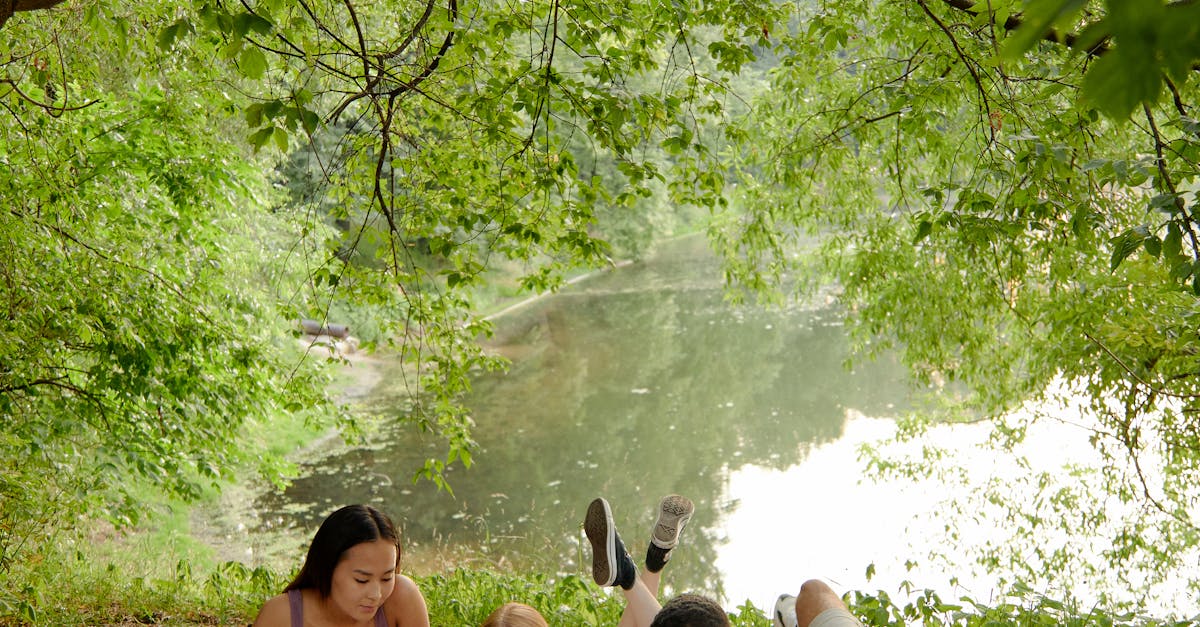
(3, 0), (1200, 618)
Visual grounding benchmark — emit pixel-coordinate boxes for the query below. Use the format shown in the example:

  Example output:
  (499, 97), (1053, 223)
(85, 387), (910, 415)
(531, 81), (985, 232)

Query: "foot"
(645, 494), (694, 572)
(773, 593), (798, 627)
(584, 497), (637, 589)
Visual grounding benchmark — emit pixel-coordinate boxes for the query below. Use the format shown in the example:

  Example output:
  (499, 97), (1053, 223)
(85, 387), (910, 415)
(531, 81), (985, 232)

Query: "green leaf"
(157, 19), (194, 51)
(244, 103), (264, 128)
(239, 47), (268, 79)
(298, 108), (320, 135)
(233, 12), (274, 38)
(1073, 20), (1110, 56)
(1143, 235), (1161, 258)
(271, 126), (288, 152)
(1109, 227), (1146, 271)
(248, 126), (275, 150)
(1164, 223), (1182, 258)
(913, 220), (933, 244)
(1081, 50), (1162, 121)
(661, 135), (689, 155)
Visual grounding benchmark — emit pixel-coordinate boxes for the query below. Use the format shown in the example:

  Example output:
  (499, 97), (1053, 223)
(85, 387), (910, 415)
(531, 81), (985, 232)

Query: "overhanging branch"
(938, 0), (1109, 57)
(0, 0), (69, 31)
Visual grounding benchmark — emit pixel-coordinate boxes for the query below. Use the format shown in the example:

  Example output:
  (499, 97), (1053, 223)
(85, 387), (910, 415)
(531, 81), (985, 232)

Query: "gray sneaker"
(651, 494), (694, 549)
(645, 494), (694, 572)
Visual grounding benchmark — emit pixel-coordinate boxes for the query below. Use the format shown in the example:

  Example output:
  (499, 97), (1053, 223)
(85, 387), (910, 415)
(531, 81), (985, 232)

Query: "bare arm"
(251, 593), (291, 627)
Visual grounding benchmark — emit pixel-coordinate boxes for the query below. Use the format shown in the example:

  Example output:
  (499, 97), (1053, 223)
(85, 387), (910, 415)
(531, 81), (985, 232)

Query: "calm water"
(207, 235), (1197, 618)
(245, 235), (931, 609)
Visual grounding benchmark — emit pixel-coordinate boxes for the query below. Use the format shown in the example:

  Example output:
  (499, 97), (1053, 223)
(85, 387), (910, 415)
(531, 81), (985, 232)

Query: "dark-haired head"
(284, 504), (402, 598)
(648, 594), (730, 627)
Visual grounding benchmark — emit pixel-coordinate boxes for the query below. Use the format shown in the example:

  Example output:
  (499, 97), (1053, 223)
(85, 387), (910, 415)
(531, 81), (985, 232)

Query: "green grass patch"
(4, 535), (1191, 627)
(0, 536), (280, 626)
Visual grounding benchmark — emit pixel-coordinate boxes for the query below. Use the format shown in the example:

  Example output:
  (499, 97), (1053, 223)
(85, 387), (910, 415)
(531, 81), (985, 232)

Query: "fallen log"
(300, 318), (350, 339)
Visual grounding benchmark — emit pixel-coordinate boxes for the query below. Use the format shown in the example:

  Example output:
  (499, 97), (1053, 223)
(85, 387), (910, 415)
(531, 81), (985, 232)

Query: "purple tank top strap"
(287, 589), (303, 627)
(286, 587), (386, 627)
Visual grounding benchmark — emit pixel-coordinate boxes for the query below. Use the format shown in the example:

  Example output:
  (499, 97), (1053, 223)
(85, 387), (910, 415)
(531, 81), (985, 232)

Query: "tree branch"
(0, 78), (99, 116)
(384, 0), (456, 98)
(1142, 103), (1200, 262)
(0, 0), (68, 31)
(918, 0), (992, 129)
(938, 0), (1110, 57)
(1, 375), (89, 396)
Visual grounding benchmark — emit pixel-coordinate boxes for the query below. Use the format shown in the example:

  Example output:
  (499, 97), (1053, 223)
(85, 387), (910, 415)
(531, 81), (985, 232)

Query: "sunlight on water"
(716, 415), (946, 609)
(715, 407), (1197, 619)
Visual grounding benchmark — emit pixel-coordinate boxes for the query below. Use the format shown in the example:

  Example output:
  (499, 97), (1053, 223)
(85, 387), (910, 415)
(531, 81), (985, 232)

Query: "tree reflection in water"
(252, 235), (916, 605)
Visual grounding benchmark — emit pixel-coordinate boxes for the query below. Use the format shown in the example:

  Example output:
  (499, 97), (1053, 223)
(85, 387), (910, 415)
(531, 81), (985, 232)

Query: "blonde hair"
(481, 602), (549, 627)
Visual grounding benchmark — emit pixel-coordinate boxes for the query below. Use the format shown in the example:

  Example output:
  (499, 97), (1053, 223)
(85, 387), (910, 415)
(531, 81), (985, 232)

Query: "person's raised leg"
(619, 578), (661, 627)
(642, 494), (693, 597)
(585, 497), (661, 627)
(794, 579), (860, 627)
(639, 569), (662, 601)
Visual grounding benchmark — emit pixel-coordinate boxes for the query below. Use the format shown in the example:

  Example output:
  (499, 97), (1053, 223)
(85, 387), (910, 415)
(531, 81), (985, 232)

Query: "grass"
(5, 513), (1191, 627)
(2, 487), (1192, 627)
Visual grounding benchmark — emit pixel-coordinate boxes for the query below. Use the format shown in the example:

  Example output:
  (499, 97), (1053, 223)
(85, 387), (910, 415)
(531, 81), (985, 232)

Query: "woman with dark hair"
(252, 504), (430, 627)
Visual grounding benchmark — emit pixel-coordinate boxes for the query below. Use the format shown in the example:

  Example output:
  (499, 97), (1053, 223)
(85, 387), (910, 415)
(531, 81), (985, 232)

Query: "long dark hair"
(284, 504), (403, 598)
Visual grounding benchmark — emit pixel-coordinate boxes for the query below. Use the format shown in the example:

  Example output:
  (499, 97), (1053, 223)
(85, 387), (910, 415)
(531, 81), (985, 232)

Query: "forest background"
(2, 0), (1200, 624)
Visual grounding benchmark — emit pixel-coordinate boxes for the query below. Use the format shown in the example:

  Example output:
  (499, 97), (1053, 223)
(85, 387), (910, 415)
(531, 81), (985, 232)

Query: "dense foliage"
(715, 0), (1200, 611)
(0, 0), (339, 587)
(3, 0), (1200, 622)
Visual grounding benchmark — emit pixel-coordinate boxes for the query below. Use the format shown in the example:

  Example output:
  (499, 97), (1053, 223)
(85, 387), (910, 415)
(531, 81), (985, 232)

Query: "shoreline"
(188, 254), (648, 568)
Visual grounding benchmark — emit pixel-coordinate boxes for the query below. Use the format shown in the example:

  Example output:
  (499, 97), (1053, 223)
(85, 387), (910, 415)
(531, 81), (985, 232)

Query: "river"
(219, 234), (1192, 619)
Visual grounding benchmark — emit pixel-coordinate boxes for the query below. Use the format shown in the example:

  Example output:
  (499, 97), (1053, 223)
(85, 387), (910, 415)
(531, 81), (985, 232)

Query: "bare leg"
(618, 533), (664, 627)
(639, 569), (662, 597)
(794, 579), (849, 627)
(616, 577), (662, 627)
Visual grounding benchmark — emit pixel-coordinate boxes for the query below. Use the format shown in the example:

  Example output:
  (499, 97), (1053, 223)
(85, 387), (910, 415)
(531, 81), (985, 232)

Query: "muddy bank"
(189, 346), (388, 566)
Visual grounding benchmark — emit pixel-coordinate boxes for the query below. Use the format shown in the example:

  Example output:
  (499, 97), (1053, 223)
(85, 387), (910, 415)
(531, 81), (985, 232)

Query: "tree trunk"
(0, 0), (69, 31)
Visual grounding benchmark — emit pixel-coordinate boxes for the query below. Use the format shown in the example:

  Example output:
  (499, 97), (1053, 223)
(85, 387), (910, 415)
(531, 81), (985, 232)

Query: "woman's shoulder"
(385, 574), (430, 627)
(252, 591), (293, 627)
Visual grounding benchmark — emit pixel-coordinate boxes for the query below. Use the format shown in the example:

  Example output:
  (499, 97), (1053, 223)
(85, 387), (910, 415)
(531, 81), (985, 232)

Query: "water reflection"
(252, 235), (916, 603)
